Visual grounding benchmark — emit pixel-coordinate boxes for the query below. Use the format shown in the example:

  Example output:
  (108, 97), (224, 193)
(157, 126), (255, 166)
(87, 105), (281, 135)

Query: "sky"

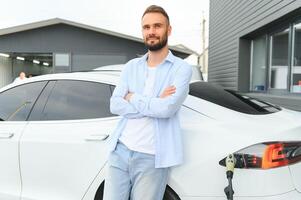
(0, 0), (209, 54)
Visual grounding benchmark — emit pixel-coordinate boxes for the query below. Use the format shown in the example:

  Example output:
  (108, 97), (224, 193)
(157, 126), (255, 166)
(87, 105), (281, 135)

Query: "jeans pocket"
(108, 148), (128, 171)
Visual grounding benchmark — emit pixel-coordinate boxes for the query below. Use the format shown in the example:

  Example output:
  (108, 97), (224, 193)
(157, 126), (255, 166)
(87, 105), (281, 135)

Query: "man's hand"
(160, 86), (176, 98)
(124, 92), (134, 101)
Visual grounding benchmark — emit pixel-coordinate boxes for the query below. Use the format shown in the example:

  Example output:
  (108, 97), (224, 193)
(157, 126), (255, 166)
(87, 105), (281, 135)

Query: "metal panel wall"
(209, 0), (301, 90)
(0, 24), (148, 73)
(0, 23), (189, 60)
(0, 24), (146, 61)
(72, 54), (127, 71)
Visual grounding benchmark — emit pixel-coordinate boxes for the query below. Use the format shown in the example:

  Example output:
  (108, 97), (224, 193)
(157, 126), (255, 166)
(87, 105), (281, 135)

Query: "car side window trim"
(25, 81), (51, 121)
(27, 81), (57, 121)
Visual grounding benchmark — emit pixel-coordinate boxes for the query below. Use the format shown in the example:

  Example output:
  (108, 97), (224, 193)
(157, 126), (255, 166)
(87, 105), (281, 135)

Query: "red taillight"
(262, 143), (288, 169)
(219, 141), (301, 170)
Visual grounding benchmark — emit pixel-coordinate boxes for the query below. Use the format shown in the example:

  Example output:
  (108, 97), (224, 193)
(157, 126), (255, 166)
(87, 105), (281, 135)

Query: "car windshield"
(189, 81), (281, 114)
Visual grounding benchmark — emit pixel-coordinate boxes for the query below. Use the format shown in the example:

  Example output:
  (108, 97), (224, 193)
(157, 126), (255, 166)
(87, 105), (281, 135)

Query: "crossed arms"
(110, 64), (192, 119)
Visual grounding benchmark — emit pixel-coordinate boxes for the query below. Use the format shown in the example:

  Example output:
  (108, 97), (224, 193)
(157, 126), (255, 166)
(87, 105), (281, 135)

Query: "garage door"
(0, 56), (12, 88)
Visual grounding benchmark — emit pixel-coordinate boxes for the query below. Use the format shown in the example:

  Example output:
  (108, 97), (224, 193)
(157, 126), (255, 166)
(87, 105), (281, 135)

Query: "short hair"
(142, 5), (170, 25)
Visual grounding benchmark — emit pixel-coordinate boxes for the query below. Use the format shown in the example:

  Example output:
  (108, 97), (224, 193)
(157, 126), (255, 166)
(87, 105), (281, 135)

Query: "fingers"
(124, 92), (133, 101)
(165, 87), (176, 94)
(165, 85), (176, 91)
(165, 86), (176, 94)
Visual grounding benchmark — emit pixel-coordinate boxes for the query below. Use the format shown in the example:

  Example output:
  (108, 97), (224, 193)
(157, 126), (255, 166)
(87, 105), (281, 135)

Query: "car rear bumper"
(290, 159), (301, 192)
(180, 189), (301, 199)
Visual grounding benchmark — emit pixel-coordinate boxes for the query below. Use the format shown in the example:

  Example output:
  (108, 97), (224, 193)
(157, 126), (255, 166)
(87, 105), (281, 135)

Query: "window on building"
(250, 20), (301, 94)
(54, 53), (70, 66)
(251, 36), (267, 91)
(54, 53), (71, 73)
(292, 22), (301, 93)
(269, 28), (289, 90)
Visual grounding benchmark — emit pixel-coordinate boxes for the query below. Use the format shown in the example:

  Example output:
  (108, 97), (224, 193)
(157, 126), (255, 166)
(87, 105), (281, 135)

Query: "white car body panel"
(178, 190), (301, 199)
(290, 162), (301, 192)
(20, 117), (118, 200)
(169, 107), (296, 197)
(81, 167), (107, 200)
(0, 68), (300, 199)
(0, 122), (25, 200)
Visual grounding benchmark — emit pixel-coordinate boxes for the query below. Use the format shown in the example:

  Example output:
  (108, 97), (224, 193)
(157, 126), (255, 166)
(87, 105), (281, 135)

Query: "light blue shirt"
(109, 51), (192, 168)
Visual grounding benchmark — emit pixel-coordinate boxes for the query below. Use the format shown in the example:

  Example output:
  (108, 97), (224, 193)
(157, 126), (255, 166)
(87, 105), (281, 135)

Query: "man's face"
(142, 12), (171, 51)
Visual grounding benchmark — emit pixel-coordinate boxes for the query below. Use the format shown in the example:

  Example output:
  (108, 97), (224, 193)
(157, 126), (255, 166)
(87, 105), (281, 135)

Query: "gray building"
(0, 18), (192, 88)
(209, 0), (301, 111)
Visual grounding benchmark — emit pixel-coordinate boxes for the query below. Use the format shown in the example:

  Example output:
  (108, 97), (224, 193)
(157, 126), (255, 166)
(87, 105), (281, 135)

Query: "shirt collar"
(140, 50), (175, 64)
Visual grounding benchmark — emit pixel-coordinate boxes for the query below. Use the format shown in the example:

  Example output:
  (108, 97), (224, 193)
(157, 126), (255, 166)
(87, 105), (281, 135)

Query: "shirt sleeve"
(129, 63), (192, 118)
(110, 62), (144, 119)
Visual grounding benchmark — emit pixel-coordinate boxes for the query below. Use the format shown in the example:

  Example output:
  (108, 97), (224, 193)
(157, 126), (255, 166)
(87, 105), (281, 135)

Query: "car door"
(0, 81), (47, 200)
(20, 80), (119, 200)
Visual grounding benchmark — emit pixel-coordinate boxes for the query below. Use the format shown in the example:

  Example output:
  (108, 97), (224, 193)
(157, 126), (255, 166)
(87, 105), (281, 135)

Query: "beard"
(144, 33), (168, 51)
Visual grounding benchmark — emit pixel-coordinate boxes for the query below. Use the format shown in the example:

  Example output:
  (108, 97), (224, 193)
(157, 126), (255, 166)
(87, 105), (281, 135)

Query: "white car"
(0, 67), (300, 200)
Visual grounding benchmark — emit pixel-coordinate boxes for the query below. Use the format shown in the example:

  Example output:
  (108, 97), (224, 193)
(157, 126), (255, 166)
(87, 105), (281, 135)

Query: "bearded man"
(104, 5), (192, 200)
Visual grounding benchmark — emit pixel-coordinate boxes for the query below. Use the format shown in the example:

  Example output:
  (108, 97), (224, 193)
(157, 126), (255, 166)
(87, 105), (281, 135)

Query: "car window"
(0, 81), (47, 121)
(189, 81), (281, 114)
(39, 80), (114, 120)
(109, 85), (116, 94)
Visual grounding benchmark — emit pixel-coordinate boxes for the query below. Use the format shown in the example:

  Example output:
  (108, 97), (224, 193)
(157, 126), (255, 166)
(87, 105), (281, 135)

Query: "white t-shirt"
(119, 67), (157, 154)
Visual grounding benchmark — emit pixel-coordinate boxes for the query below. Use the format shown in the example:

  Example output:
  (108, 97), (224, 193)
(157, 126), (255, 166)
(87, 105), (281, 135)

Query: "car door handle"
(85, 134), (109, 142)
(0, 133), (14, 139)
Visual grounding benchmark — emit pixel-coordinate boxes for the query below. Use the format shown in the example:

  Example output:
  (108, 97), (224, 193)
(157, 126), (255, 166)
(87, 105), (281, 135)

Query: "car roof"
(94, 64), (203, 81)
(1, 70), (120, 92)
(93, 64), (123, 71)
(2, 63), (203, 95)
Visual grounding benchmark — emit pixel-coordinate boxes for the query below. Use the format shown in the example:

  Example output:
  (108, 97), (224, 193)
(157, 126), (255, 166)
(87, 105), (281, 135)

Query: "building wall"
(0, 56), (12, 86)
(209, 0), (301, 90)
(0, 24), (146, 77)
(72, 54), (127, 71)
(0, 24), (146, 61)
(0, 23), (189, 74)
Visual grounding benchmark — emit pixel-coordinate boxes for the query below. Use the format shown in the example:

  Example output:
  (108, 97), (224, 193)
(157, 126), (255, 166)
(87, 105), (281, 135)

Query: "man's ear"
(168, 25), (172, 36)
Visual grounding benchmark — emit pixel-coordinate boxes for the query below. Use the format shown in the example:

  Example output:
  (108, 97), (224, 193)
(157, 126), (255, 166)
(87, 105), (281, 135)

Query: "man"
(104, 5), (192, 200)
(14, 71), (27, 84)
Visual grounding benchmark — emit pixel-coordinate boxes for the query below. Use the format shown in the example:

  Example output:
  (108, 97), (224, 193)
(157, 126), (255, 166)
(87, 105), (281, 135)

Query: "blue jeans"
(103, 142), (169, 200)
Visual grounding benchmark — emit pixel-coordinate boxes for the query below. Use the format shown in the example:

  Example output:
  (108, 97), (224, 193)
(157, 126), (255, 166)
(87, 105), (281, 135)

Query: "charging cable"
(224, 154), (236, 200)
